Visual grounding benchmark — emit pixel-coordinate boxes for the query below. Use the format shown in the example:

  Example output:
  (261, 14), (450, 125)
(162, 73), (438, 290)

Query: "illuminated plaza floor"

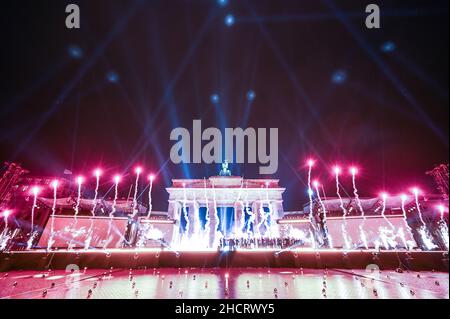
(0, 267), (448, 299)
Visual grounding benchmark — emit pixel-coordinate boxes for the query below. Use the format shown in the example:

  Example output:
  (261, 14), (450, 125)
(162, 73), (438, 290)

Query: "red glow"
(306, 159), (315, 167)
(94, 169), (103, 178)
(349, 166), (358, 176)
(380, 192), (388, 199)
(114, 175), (122, 184)
(148, 174), (155, 181)
(31, 186), (40, 196)
(76, 176), (84, 185)
(410, 187), (421, 196)
(312, 180), (320, 188)
(135, 167), (143, 175)
(333, 165), (341, 175)
(437, 205), (446, 214)
(51, 180), (59, 189)
(1, 210), (11, 218)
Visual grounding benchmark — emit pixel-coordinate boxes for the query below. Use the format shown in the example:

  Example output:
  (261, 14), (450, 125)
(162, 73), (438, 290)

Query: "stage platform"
(1, 268), (448, 299)
(0, 249), (448, 272)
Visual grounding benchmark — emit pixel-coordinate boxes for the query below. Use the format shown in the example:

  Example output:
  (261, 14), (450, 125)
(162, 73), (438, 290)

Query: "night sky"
(0, 0), (448, 211)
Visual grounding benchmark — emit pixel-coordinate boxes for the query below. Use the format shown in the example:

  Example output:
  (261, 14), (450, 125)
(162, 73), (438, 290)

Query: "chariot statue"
(219, 160), (231, 176)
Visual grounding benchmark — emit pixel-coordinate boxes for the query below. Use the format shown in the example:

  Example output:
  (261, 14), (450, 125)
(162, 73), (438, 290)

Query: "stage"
(0, 249), (448, 272)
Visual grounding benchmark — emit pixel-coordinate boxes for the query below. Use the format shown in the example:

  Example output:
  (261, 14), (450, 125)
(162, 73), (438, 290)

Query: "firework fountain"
(212, 183), (222, 248)
(104, 175), (120, 249)
(412, 188), (437, 250)
(245, 184), (255, 238)
(379, 193), (398, 250)
(380, 193), (394, 230)
(67, 176), (84, 250)
(264, 183), (272, 236)
(146, 175), (154, 219)
(437, 205), (449, 250)
(191, 191), (203, 248)
(1, 210), (10, 234)
(0, 210), (11, 251)
(181, 183), (190, 240)
(255, 190), (265, 240)
(203, 178), (211, 245)
(265, 182), (278, 238)
(239, 184), (246, 239)
(132, 167), (142, 217)
(26, 186), (40, 250)
(334, 166), (352, 250)
(306, 159), (318, 247)
(134, 174), (156, 249)
(234, 179), (245, 239)
(255, 186), (270, 239)
(400, 194), (415, 250)
(30, 187), (39, 233)
(85, 169), (101, 250)
(73, 176), (84, 225)
(47, 180), (59, 250)
(313, 180), (332, 248)
(2, 210), (9, 231)
(349, 167), (369, 249)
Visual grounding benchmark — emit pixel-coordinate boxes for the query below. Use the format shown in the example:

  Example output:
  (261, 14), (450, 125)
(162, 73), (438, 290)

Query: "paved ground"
(0, 268), (448, 299)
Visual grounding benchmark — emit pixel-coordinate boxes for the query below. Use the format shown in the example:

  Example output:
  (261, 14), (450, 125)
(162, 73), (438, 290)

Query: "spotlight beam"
(119, 9), (219, 184)
(235, 8), (445, 24)
(323, 0), (447, 146)
(245, 2), (336, 145)
(10, 0), (144, 162)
